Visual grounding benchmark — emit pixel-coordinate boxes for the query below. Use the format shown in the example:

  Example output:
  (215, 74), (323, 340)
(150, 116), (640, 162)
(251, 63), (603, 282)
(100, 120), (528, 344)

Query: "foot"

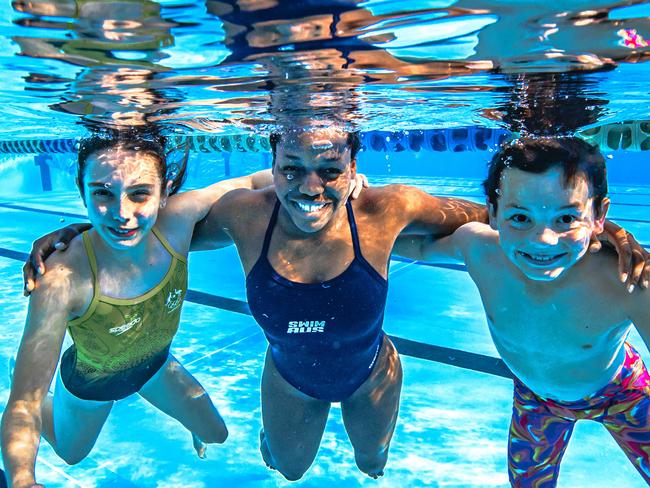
(192, 432), (207, 459)
(259, 429), (276, 471)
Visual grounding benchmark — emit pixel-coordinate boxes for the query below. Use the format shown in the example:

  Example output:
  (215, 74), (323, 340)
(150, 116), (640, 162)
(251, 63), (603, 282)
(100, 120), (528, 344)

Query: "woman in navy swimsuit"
(191, 126), (486, 480)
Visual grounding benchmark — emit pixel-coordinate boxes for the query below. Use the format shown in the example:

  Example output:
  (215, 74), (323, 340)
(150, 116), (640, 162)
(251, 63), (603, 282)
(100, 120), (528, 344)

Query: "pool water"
(0, 148), (648, 486)
(1, 0), (650, 486)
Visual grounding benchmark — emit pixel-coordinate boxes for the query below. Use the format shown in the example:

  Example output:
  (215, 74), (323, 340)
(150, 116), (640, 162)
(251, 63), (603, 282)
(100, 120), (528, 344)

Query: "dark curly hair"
(483, 136), (607, 215)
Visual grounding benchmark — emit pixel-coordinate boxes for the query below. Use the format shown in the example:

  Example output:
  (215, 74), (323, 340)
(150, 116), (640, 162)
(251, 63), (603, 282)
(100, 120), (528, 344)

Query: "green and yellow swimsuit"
(60, 228), (187, 401)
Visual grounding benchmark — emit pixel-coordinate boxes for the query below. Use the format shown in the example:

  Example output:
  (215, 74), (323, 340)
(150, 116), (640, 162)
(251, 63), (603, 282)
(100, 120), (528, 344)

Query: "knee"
(276, 465), (308, 482)
(354, 447), (389, 477)
(198, 422), (228, 444)
(270, 453), (311, 481)
(56, 446), (92, 466)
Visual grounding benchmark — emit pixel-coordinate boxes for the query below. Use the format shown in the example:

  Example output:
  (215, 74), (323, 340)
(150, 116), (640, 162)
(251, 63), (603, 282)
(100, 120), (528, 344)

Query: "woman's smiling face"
(273, 128), (356, 233)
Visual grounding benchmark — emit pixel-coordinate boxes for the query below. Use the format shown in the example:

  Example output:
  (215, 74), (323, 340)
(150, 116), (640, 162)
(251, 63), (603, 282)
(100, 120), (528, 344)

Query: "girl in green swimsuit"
(1, 128), (271, 488)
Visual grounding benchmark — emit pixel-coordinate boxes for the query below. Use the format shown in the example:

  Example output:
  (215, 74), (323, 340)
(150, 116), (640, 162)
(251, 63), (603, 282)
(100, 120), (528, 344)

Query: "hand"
(349, 173), (369, 200)
(23, 223), (92, 296)
(594, 220), (649, 292)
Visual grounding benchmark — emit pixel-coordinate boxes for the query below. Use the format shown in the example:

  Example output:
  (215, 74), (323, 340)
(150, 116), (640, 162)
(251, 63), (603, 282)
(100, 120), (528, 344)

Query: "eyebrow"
(505, 203), (583, 211)
(87, 182), (155, 189)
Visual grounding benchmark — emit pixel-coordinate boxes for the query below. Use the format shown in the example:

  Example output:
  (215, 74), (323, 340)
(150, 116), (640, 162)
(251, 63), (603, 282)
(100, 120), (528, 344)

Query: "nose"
(298, 171), (325, 196)
(534, 226), (559, 246)
(112, 196), (134, 223)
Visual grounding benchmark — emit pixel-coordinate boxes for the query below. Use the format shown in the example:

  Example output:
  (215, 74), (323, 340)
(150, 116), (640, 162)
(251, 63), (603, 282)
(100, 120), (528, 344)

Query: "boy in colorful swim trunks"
(394, 136), (650, 486)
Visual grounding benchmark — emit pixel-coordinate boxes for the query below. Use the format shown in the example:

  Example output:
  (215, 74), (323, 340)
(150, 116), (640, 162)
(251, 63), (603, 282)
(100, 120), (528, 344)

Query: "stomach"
(491, 326), (630, 401)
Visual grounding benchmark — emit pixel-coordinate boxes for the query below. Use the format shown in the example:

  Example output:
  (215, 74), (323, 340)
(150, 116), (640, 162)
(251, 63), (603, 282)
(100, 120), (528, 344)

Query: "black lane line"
(0, 246), (512, 379)
(0, 202), (87, 220)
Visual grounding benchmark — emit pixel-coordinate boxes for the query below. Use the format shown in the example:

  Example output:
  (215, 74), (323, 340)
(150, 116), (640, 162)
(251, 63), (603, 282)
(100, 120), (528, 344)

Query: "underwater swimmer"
(395, 137), (650, 486)
(2, 129), (276, 488)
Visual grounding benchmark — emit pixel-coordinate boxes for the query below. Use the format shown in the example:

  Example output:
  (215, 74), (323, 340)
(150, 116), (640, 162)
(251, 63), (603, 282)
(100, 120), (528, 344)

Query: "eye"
(92, 189), (112, 199)
(130, 190), (152, 201)
(319, 168), (343, 180)
(508, 214), (529, 224)
(558, 214), (578, 225)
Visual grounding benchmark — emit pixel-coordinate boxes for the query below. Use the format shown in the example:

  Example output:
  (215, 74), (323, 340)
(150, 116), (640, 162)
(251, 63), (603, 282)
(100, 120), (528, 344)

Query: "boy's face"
(490, 166), (609, 282)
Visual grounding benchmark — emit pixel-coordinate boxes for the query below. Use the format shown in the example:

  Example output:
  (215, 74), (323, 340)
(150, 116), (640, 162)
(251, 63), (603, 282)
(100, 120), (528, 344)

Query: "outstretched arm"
(393, 221), (488, 263)
(2, 266), (72, 487)
(395, 186), (488, 237)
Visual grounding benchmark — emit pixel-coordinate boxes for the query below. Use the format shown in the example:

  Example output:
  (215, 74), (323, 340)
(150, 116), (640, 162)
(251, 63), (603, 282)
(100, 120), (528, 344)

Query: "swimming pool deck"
(0, 178), (648, 487)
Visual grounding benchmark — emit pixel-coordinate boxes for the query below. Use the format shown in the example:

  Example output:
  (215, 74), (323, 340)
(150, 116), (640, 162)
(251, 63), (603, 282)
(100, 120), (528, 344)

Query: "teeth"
(113, 228), (134, 235)
(296, 202), (327, 213)
(523, 252), (559, 262)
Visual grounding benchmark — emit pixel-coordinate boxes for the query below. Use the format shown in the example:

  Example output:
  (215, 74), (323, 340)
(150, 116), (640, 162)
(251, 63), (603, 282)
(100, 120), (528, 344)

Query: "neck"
(90, 228), (152, 264)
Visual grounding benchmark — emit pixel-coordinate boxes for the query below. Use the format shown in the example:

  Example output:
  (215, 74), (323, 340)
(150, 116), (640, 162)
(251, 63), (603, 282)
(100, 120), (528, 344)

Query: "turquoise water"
(0, 0), (650, 486)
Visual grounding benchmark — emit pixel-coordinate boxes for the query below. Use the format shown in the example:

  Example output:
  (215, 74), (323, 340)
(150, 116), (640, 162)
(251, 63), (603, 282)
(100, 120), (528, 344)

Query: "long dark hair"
(76, 126), (187, 200)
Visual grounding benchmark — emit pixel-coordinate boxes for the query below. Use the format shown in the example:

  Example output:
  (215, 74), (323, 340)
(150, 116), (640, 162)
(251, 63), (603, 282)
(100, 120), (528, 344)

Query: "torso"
(242, 192), (395, 401)
(465, 230), (632, 401)
(61, 227), (188, 401)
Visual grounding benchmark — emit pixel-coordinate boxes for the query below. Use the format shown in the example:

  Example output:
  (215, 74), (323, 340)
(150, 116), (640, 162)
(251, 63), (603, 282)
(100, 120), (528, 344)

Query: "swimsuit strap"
(151, 226), (186, 264)
(68, 231), (101, 327)
(81, 231), (99, 287)
(261, 199), (282, 257)
(345, 200), (362, 258)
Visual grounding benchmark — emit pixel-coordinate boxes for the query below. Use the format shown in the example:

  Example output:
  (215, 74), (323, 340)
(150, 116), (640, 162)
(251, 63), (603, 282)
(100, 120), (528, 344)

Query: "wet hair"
(269, 130), (361, 165)
(76, 127), (187, 200)
(483, 136), (608, 215)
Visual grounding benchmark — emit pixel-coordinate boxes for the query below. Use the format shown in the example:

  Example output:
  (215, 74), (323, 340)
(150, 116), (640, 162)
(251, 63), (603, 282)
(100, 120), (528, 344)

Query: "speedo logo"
(109, 314), (141, 336)
(287, 321), (326, 334)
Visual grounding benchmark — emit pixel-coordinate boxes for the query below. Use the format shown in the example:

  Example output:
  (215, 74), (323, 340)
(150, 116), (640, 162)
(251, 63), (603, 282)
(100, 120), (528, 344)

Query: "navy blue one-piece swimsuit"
(246, 199), (389, 402)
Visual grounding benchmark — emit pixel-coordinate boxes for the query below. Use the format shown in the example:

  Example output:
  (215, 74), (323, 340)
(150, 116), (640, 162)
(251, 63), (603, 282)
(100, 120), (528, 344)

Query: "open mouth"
(292, 200), (331, 216)
(108, 226), (138, 239)
(517, 250), (566, 267)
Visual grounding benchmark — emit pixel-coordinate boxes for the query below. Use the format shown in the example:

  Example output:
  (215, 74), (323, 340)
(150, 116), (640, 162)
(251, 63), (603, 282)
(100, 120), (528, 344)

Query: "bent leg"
(508, 381), (575, 488)
(341, 337), (403, 478)
(602, 386), (650, 481)
(139, 355), (228, 457)
(43, 372), (113, 465)
(261, 349), (330, 481)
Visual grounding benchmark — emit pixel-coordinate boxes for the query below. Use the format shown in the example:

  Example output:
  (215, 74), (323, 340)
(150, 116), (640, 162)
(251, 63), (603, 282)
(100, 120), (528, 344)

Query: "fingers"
(625, 231), (647, 292)
(350, 174), (369, 200)
(588, 233), (602, 253)
(22, 261), (35, 297)
(610, 227), (631, 285)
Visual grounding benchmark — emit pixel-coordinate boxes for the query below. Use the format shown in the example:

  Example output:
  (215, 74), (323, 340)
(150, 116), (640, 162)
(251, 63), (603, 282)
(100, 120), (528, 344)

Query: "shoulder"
(583, 246), (626, 291)
(453, 222), (498, 257)
(31, 234), (92, 315)
(353, 184), (428, 214)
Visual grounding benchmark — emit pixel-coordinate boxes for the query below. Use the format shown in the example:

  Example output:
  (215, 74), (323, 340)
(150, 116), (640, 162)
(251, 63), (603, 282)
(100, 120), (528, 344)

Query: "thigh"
(261, 349), (331, 471)
(508, 382), (575, 487)
(603, 390), (650, 483)
(138, 355), (226, 440)
(341, 336), (403, 454)
(51, 371), (113, 461)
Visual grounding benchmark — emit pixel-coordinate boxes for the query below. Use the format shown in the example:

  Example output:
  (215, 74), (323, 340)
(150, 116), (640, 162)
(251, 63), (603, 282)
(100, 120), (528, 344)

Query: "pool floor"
(0, 178), (648, 487)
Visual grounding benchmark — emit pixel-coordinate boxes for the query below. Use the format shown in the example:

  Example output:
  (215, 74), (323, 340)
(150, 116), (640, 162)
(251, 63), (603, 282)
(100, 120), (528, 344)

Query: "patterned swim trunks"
(508, 343), (650, 487)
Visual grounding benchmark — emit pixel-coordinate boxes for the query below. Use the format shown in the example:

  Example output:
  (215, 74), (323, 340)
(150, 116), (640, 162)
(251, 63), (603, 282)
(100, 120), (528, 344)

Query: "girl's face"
(82, 147), (168, 250)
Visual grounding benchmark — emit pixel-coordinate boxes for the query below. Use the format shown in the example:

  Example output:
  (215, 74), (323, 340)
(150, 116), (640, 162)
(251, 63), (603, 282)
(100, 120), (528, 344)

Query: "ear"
(593, 196), (610, 234)
(487, 198), (498, 230)
(349, 158), (357, 176)
(160, 180), (173, 209)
